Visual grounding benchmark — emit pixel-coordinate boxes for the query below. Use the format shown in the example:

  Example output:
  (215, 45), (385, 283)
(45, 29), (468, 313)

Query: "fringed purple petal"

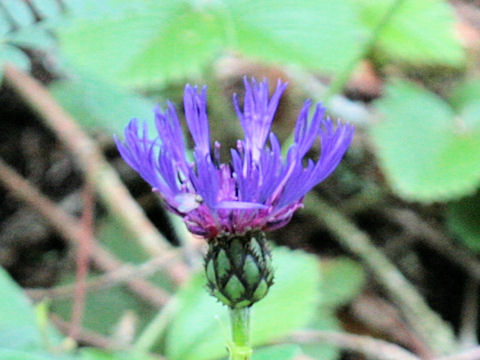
(115, 77), (353, 239)
(184, 85), (210, 156)
(234, 77), (287, 161)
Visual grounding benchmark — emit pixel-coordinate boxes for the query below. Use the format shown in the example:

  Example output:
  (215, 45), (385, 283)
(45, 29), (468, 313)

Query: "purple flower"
(115, 78), (354, 239)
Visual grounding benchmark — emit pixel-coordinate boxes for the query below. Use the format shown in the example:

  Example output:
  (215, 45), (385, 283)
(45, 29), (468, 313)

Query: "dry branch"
(0, 157), (170, 307)
(3, 64), (188, 284)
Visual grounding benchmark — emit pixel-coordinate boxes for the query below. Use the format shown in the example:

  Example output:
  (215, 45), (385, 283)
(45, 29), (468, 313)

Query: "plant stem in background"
(229, 307), (252, 360)
(305, 193), (457, 355)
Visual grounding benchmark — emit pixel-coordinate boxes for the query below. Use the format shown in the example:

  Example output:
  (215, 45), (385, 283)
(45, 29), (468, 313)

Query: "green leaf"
(252, 344), (302, 360)
(98, 215), (176, 292)
(353, 0), (464, 66)
(29, 0), (63, 18)
(301, 311), (340, 360)
(371, 80), (480, 202)
(51, 215), (171, 335)
(51, 274), (156, 336)
(49, 74), (156, 133)
(320, 257), (366, 308)
(1, 0), (35, 27)
(0, 45), (30, 82)
(5, 25), (56, 49)
(97, 216), (149, 264)
(59, 1), (225, 87)
(450, 80), (480, 131)
(0, 267), (41, 349)
(0, 0), (61, 78)
(51, 213), (177, 336)
(447, 191), (480, 252)
(165, 247), (320, 360)
(450, 80), (480, 110)
(0, 349), (70, 360)
(79, 348), (157, 360)
(225, 0), (367, 74)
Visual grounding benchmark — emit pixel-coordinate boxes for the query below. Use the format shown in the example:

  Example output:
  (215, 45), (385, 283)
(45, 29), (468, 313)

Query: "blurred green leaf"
(450, 80), (480, 110)
(29, 0), (63, 18)
(1, 0), (35, 26)
(353, 0), (464, 66)
(0, 349), (71, 360)
(51, 275), (156, 336)
(0, 0), (61, 81)
(225, 0), (367, 75)
(447, 191), (480, 252)
(5, 25), (56, 49)
(0, 45), (30, 81)
(450, 80), (480, 131)
(59, 1), (224, 87)
(251, 344), (302, 360)
(0, 267), (41, 349)
(97, 216), (175, 292)
(50, 74), (156, 133)
(97, 217), (149, 264)
(79, 348), (157, 360)
(165, 247), (320, 360)
(51, 216), (167, 335)
(320, 257), (366, 308)
(371, 80), (480, 202)
(301, 311), (340, 360)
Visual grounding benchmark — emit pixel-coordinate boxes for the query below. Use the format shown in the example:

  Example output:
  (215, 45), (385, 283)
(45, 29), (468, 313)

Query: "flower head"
(115, 77), (354, 239)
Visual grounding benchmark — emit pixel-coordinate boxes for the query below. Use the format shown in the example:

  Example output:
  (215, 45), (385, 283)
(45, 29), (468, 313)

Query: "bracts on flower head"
(205, 231), (273, 308)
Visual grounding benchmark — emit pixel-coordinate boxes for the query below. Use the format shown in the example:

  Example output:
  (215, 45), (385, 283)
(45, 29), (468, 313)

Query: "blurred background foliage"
(1, 0), (480, 359)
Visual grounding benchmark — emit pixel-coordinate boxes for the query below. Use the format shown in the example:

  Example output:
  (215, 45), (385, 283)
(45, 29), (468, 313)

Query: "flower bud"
(205, 231), (274, 308)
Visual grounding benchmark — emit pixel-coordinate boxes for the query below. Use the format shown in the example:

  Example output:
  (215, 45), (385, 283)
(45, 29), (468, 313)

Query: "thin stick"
(27, 254), (179, 301)
(304, 194), (457, 355)
(458, 278), (479, 349)
(351, 294), (435, 359)
(288, 330), (421, 360)
(0, 157), (170, 307)
(69, 183), (94, 339)
(389, 208), (480, 281)
(437, 347), (480, 360)
(3, 64), (188, 284)
(51, 314), (122, 350)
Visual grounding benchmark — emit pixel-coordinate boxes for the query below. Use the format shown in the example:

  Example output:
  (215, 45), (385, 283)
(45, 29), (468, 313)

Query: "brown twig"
(458, 278), (479, 349)
(351, 294), (435, 359)
(51, 314), (122, 350)
(389, 208), (480, 281)
(69, 183), (94, 339)
(3, 64), (189, 285)
(304, 193), (457, 355)
(51, 314), (166, 359)
(0, 157), (170, 307)
(287, 330), (421, 360)
(27, 254), (180, 301)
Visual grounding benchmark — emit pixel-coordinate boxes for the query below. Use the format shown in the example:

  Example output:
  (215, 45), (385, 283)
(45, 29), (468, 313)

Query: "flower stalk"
(229, 307), (252, 360)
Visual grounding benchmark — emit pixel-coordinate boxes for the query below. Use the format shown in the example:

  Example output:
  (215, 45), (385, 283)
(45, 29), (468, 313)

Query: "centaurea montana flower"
(115, 78), (354, 241)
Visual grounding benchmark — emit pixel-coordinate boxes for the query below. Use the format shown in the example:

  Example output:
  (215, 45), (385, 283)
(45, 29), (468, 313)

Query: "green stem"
(229, 307), (252, 360)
